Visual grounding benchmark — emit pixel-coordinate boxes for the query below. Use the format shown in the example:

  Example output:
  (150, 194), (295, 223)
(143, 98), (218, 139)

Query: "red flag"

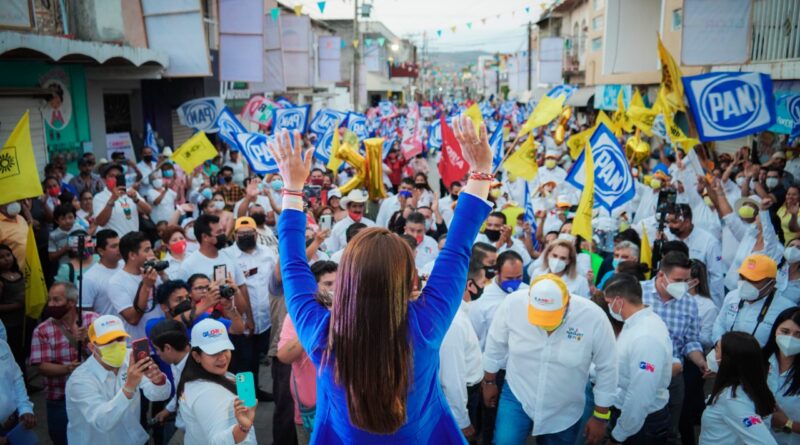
(438, 116), (469, 188)
(400, 102), (423, 158)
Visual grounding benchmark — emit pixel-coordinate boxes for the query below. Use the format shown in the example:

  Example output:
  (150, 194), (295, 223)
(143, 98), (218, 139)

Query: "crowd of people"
(0, 100), (799, 445)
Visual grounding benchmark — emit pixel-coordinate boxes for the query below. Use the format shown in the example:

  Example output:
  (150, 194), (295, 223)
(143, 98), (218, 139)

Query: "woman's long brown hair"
(325, 227), (416, 433)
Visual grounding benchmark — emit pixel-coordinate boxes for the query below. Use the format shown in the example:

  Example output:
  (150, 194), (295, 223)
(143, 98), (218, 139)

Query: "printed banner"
(547, 84), (577, 101)
(566, 123), (635, 212)
(309, 108), (346, 136)
(345, 112), (370, 141)
(378, 101), (395, 117)
(235, 132), (279, 174)
(427, 119), (442, 150)
(769, 93), (800, 138)
(273, 105), (311, 134)
(177, 97), (225, 132)
(594, 85), (632, 111)
(683, 72), (776, 141)
(215, 107), (248, 150)
(401, 102), (423, 158)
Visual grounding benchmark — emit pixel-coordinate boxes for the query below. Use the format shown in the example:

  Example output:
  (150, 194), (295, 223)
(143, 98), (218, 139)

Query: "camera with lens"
(656, 188), (678, 215)
(219, 284), (236, 299)
(143, 260), (170, 272)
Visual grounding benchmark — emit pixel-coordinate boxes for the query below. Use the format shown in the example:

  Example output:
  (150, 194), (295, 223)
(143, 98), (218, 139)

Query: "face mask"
(251, 213), (266, 226)
(170, 298), (192, 316)
(549, 258), (567, 274)
(348, 210), (362, 222)
(236, 233), (257, 251)
(490, 189), (501, 199)
(777, 335), (800, 357)
(186, 230), (197, 241)
(734, 176), (745, 187)
(484, 229), (501, 242)
(215, 234), (228, 250)
(5, 202), (21, 217)
(223, 176), (233, 185)
(737, 280), (763, 301)
(213, 201), (225, 211)
(706, 349), (719, 373)
(483, 266), (497, 280)
(663, 275), (688, 299)
(415, 234), (424, 245)
(45, 304), (71, 320)
(704, 196), (714, 208)
(467, 280), (484, 301)
(608, 297), (625, 322)
(169, 239), (187, 256)
(651, 178), (662, 189)
(499, 279), (522, 293)
(784, 246), (800, 263)
(766, 178), (779, 189)
(143, 155), (154, 163)
(201, 188), (213, 200)
(545, 159), (557, 169)
(152, 179), (164, 189)
(163, 170), (174, 178)
(738, 205), (756, 219)
(271, 179), (284, 191)
(612, 258), (622, 269)
(424, 219), (432, 231)
(97, 341), (127, 368)
(48, 186), (60, 197)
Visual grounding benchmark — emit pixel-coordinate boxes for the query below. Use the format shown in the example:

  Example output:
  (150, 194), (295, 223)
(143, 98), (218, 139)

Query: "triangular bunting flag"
(436, 29), (442, 37)
(317, 1), (326, 13)
(451, 26), (457, 33)
(293, 4), (302, 16)
(353, 39), (359, 48)
(467, 22), (472, 29)
(270, 7), (279, 21)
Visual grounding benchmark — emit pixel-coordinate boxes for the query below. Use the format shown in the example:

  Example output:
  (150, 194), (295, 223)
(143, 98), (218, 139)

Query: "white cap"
(88, 315), (129, 345)
(328, 188), (342, 200)
(190, 318), (235, 354)
(161, 146), (173, 156)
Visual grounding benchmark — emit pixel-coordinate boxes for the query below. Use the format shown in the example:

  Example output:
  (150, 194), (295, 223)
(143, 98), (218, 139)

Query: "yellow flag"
(171, 131), (218, 173)
(571, 142), (594, 242)
(465, 104), (484, 135)
(23, 225), (47, 319)
(661, 104), (700, 153)
(640, 222), (653, 279)
(612, 90), (634, 133)
(0, 111), (44, 204)
(502, 136), (539, 180)
(628, 91), (657, 137)
(326, 124), (343, 174)
(657, 34), (685, 112)
(520, 95), (565, 136)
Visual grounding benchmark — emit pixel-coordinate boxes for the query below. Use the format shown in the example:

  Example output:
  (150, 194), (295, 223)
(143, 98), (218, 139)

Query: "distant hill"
(427, 50), (491, 72)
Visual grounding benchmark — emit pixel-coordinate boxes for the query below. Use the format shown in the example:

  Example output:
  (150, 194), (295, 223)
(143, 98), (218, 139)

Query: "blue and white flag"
(566, 123), (635, 212)
(500, 101), (515, 117)
(683, 72), (776, 141)
(177, 97), (225, 132)
(309, 108), (346, 137)
(145, 122), (159, 155)
(275, 97), (294, 109)
(235, 132), (279, 175)
(344, 112), (370, 141)
(523, 181), (540, 250)
(771, 93), (800, 143)
(547, 84), (577, 101)
(215, 107), (248, 151)
(427, 120), (442, 150)
(480, 101), (495, 119)
(378, 101), (395, 117)
(313, 126), (336, 164)
(489, 123), (504, 172)
(273, 105), (311, 134)
(382, 137), (396, 160)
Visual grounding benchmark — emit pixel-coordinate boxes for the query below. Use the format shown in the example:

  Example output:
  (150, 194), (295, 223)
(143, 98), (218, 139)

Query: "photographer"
(92, 163), (152, 237)
(108, 231), (168, 341)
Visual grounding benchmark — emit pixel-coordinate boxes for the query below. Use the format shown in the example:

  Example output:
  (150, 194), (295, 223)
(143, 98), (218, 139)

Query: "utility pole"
(527, 21), (533, 90)
(352, 0), (360, 110)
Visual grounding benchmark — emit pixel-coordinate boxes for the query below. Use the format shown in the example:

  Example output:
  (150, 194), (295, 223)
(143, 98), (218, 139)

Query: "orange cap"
(234, 216), (257, 232)
(738, 254), (778, 281)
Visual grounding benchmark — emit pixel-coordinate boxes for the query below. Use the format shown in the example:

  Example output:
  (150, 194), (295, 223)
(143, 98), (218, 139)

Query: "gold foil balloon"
(632, 139), (651, 165)
(552, 107), (572, 145)
(363, 138), (387, 200)
(335, 143), (365, 195)
(554, 126), (566, 146)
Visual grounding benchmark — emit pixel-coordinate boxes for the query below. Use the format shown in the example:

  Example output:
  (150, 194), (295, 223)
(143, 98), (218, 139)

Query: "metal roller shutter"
(0, 98), (48, 175)
(171, 109), (194, 148)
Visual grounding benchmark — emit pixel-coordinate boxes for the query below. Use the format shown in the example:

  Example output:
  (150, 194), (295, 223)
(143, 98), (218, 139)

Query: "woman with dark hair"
(699, 332), (777, 444)
(763, 307), (800, 443)
(178, 318), (257, 444)
(0, 243), (25, 371)
(270, 115), (492, 443)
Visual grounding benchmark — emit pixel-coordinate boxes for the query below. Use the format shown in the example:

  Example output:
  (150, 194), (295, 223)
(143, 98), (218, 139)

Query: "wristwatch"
(783, 419), (794, 434)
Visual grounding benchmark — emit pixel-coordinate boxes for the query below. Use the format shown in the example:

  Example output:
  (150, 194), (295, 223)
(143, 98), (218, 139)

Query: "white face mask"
(549, 258), (567, 274)
(776, 335), (800, 357)
(735, 177), (745, 187)
(213, 201), (225, 211)
(766, 178), (780, 189)
(186, 229), (197, 241)
(706, 349), (720, 373)
(738, 279), (768, 301)
(784, 246), (800, 263)
(662, 275), (688, 299)
(608, 296), (624, 322)
(152, 179), (164, 189)
(4, 202), (21, 217)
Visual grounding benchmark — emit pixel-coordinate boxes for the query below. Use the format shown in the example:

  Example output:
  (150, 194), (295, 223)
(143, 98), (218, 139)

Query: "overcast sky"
(293, 0), (547, 53)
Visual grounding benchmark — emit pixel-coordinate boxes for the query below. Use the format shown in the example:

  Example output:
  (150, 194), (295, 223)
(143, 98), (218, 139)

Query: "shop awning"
(566, 87), (595, 107)
(0, 31), (169, 67)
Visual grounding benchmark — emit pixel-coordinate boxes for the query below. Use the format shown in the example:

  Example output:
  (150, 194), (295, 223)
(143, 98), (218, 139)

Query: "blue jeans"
(47, 399), (68, 445)
(494, 383), (581, 445)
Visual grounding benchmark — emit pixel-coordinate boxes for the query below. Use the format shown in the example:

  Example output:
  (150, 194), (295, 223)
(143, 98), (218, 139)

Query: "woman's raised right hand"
(267, 129), (314, 191)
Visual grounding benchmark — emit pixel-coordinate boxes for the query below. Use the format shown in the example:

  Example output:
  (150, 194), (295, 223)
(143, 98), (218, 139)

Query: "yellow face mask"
(650, 178), (662, 189)
(738, 205), (756, 219)
(545, 159), (557, 169)
(703, 196), (714, 208)
(97, 341), (127, 368)
(490, 189), (501, 199)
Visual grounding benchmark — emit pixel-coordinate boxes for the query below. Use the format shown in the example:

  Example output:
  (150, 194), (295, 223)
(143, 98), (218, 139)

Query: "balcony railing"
(751, 0), (800, 62)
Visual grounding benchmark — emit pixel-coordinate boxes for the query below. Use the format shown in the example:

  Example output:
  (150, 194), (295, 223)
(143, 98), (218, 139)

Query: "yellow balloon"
(363, 138), (387, 200)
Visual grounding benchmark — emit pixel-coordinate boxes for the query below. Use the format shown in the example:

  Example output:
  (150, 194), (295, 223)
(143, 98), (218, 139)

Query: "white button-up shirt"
(722, 210), (783, 292)
(415, 235), (439, 269)
(375, 194), (401, 228)
(327, 214), (376, 252)
(223, 244), (279, 334)
(699, 386), (777, 445)
(0, 339), (33, 421)
(712, 289), (796, 347)
(668, 226), (725, 306)
(483, 293), (618, 436)
(180, 379), (257, 445)
(66, 353), (170, 445)
(166, 353), (189, 429)
(611, 307), (672, 442)
(468, 280), (529, 350)
(439, 301), (483, 429)
(767, 354), (800, 445)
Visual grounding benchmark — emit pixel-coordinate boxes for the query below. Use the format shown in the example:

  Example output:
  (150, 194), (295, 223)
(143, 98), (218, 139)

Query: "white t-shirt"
(82, 261), (123, 315)
(107, 269), (164, 342)
(146, 188), (177, 224)
(92, 189), (141, 237)
(232, 195), (272, 217)
(176, 249), (246, 286)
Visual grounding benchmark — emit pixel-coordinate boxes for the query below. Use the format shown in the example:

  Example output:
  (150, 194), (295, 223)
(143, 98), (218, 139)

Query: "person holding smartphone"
(178, 318), (257, 444)
(92, 163), (152, 237)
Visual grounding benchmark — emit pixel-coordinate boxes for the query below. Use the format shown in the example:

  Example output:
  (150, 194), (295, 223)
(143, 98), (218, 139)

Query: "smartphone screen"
(320, 214), (332, 231)
(213, 264), (227, 283)
(235, 372), (257, 407)
(131, 338), (150, 363)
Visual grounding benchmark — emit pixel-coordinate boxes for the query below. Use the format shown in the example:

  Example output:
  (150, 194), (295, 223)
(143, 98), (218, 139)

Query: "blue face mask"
(271, 179), (284, 191)
(612, 258), (621, 269)
(500, 279), (522, 293)
(201, 188), (213, 200)
(162, 170), (174, 178)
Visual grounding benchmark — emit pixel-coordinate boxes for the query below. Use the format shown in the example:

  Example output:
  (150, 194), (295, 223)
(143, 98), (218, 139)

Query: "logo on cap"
(742, 416), (762, 428)
(203, 328), (223, 338)
(639, 361), (656, 373)
(99, 319), (120, 328)
(534, 296), (554, 305)
(747, 260), (757, 269)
